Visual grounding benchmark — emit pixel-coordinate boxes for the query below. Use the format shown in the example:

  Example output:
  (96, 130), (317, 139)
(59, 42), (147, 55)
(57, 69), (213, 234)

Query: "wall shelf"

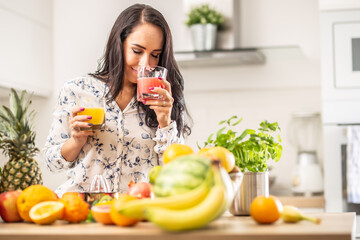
(174, 48), (265, 68)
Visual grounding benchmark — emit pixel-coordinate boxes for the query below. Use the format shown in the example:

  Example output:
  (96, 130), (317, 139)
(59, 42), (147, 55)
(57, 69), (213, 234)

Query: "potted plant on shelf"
(185, 4), (225, 51)
(200, 116), (283, 215)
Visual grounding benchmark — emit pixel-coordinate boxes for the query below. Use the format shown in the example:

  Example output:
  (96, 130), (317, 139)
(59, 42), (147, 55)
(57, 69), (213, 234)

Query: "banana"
(143, 163), (228, 232)
(281, 205), (321, 224)
(119, 169), (213, 219)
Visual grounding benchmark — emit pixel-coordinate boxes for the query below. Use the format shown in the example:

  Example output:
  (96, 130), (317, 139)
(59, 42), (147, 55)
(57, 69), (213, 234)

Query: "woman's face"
(123, 22), (164, 86)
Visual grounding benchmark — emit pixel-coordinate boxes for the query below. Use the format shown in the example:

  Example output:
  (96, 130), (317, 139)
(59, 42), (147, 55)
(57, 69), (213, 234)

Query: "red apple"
(0, 190), (23, 222)
(126, 181), (151, 199)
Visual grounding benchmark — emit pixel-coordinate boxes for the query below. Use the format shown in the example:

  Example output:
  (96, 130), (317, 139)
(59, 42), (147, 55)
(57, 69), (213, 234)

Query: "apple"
(126, 181), (151, 199)
(0, 190), (23, 222)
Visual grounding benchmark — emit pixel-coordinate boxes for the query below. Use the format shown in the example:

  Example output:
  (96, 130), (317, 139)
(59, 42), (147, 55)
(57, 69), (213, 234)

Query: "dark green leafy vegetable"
(199, 116), (282, 172)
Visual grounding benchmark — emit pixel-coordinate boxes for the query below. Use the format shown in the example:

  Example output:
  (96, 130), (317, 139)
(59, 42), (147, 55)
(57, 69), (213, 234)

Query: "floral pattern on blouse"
(43, 76), (182, 197)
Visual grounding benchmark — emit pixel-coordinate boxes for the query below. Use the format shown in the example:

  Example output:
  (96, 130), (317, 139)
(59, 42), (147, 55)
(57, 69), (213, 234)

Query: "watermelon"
(154, 154), (212, 197)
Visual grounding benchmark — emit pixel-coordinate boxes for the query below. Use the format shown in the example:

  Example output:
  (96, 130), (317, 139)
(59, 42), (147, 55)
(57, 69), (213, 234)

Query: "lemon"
(17, 185), (59, 222)
(163, 144), (194, 164)
(29, 201), (64, 225)
(197, 146), (235, 172)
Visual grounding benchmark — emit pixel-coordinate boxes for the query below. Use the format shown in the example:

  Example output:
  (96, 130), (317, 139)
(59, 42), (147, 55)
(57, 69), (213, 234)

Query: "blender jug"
(288, 112), (324, 196)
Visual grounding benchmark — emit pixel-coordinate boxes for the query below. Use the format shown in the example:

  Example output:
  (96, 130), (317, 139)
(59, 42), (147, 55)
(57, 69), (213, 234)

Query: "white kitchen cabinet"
(321, 10), (360, 124)
(319, 0), (360, 11)
(0, 1), (52, 98)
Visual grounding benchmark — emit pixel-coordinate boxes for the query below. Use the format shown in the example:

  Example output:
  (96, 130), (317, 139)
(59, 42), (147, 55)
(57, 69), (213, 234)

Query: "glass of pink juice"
(137, 66), (167, 101)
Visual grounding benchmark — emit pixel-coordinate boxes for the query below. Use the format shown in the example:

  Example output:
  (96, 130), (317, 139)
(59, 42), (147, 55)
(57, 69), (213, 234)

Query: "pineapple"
(0, 88), (42, 192)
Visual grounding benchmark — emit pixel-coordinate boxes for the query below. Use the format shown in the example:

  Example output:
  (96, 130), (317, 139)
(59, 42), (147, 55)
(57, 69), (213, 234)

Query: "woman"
(44, 4), (191, 197)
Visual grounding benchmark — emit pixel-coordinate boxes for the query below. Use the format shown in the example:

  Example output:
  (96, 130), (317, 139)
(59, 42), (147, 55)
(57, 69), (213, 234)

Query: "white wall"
(183, 0), (322, 194)
(0, 0), (52, 97)
(0, 0), (322, 194)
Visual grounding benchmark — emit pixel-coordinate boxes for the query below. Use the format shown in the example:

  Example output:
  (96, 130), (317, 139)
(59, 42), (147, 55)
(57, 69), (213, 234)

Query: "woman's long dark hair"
(91, 4), (191, 137)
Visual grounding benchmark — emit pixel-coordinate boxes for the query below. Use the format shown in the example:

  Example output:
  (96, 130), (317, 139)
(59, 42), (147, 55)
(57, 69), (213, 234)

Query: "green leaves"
(200, 116), (282, 172)
(186, 4), (225, 27)
(0, 88), (38, 160)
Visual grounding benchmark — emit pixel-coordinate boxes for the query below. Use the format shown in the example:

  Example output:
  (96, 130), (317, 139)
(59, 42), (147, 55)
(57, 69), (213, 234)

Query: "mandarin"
(60, 193), (89, 223)
(250, 195), (283, 224)
(110, 194), (139, 227)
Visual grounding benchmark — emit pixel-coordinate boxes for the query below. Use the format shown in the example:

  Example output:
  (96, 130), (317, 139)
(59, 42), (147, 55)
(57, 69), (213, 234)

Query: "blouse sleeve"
(43, 85), (76, 172)
(153, 120), (184, 158)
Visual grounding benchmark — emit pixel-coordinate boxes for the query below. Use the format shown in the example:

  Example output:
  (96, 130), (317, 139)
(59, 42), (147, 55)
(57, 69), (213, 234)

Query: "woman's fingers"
(148, 87), (173, 103)
(71, 106), (85, 117)
(70, 107), (94, 134)
(158, 77), (172, 95)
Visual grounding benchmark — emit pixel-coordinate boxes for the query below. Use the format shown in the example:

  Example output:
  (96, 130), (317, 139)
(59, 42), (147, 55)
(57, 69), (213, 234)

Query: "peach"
(0, 190), (23, 222)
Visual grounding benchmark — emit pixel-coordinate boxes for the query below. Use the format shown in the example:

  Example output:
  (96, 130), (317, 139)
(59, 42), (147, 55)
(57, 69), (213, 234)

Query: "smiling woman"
(43, 4), (192, 197)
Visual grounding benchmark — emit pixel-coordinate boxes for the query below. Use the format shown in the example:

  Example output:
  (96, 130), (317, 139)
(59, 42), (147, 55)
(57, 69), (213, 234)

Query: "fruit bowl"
(228, 172), (244, 202)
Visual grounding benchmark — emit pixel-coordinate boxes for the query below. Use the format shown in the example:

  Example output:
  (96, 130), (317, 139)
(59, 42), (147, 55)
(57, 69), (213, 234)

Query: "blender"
(288, 112), (324, 196)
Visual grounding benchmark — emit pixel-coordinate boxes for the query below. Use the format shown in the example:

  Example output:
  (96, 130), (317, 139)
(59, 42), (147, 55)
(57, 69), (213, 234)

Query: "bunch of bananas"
(118, 162), (233, 232)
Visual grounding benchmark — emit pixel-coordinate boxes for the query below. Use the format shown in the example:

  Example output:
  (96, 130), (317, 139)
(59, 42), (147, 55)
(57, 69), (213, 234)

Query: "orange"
(250, 195), (283, 224)
(60, 193), (89, 223)
(197, 146), (235, 172)
(16, 185), (58, 222)
(92, 203), (113, 225)
(163, 144), (194, 164)
(29, 201), (64, 225)
(110, 194), (139, 227)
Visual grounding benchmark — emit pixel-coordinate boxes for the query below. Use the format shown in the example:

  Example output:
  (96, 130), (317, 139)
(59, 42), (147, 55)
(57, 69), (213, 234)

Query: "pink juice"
(137, 77), (164, 101)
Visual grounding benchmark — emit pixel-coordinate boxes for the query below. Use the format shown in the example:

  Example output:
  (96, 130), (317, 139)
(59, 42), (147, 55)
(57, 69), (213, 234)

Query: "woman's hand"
(69, 107), (94, 147)
(61, 107), (95, 162)
(143, 77), (174, 128)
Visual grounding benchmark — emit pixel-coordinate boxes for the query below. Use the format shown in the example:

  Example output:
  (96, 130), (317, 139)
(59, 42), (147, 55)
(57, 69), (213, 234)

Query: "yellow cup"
(77, 108), (105, 130)
(76, 97), (106, 130)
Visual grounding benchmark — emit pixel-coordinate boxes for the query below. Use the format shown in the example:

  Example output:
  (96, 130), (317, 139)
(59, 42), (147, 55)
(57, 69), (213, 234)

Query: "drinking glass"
(76, 97), (105, 130)
(137, 66), (168, 101)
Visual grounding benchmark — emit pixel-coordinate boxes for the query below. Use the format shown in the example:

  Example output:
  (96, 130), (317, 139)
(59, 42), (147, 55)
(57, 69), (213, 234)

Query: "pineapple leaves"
(200, 116), (282, 172)
(0, 88), (38, 160)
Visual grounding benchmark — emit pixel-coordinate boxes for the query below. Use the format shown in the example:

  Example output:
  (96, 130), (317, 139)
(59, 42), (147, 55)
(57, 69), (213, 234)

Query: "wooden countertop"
(276, 196), (325, 209)
(0, 212), (356, 240)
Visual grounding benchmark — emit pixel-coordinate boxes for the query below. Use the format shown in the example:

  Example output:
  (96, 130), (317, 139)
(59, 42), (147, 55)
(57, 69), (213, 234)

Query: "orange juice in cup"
(77, 98), (105, 130)
(77, 108), (105, 130)
(137, 66), (167, 101)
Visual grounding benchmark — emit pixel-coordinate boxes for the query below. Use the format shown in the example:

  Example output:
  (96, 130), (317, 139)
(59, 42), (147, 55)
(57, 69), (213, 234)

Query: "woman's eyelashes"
(132, 49), (160, 58)
(132, 49), (141, 54)
(151, 53), (160, 58)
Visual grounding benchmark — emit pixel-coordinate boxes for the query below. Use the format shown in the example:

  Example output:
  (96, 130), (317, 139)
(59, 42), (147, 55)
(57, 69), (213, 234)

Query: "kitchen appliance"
(321, 8), (360, 237)
(288, 112), (323, 196)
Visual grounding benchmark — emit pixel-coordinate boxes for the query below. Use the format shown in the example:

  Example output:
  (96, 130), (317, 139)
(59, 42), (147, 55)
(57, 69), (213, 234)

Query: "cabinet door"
(0, 5), (52, 98)
(334, 22), (360, 88)
(321, 10), (360, 124)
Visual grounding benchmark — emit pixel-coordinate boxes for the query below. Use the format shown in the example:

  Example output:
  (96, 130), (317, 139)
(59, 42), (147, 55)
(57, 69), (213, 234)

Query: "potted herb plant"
(185, 4), (225, 51)
(200, 116), (282, 215)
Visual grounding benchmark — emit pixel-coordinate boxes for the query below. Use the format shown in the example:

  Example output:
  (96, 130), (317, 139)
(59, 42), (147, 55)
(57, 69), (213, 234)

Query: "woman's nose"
(139, 54), (151, 66)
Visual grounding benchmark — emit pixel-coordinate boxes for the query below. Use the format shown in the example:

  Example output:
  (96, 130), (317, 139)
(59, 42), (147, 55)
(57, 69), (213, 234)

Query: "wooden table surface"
(0, 212), (356, 240)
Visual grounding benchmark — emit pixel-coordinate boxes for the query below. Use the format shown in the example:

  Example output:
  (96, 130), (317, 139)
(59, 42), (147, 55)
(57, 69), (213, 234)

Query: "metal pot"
(229, 171), (269, 216)
(190, 23), (217, 51)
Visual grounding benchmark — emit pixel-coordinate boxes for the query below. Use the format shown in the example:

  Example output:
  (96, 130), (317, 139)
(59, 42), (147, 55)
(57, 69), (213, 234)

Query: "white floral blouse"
(44, 76), (182, 197)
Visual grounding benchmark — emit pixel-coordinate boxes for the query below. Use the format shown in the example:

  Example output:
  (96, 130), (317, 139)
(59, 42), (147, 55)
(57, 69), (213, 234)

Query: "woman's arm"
(60, 107), (94, 162)
(43, 84), (94, 171)
(153, 120), (184, 162)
